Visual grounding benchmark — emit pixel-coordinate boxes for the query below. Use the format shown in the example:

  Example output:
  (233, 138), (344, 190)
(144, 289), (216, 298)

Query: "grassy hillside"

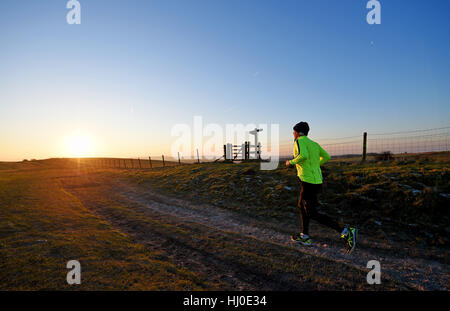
(1, 152), (447, 290)
(120, 152), (450, 251)
(0, 164), (216, 290)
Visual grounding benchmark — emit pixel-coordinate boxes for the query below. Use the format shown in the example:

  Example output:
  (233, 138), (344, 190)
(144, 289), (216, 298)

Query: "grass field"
(1, 152), (449, 290)
(0, 161), (215, 290)
(123, 152), (450, 249)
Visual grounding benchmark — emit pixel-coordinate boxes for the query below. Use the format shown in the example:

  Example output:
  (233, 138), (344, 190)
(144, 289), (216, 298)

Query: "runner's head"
(293, 122), (309, 137)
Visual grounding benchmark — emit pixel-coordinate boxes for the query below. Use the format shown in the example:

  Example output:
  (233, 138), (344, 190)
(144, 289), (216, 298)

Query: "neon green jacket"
(289, 136), (330, 184)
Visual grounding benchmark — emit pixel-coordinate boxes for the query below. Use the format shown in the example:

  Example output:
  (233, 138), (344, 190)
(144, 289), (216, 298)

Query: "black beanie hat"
(293, 122), (309, 136)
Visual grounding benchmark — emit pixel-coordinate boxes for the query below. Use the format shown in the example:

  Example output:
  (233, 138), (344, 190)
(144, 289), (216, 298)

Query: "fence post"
(149, 156), (152, 169)
(362, 132), (367, 162)
(245, 141), (249, 160)
(138, 157), (142, 169)
(196, 149), (200, 164)
(124, 159), (127, 169)
(178, 152), (181, 165)
(162, 155), (165, 167)
(244, 142), (247, 160)
(223, 144), (226, 160)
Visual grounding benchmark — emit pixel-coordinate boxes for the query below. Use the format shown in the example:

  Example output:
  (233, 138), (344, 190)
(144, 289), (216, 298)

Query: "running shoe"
(291, 233), (312, 246)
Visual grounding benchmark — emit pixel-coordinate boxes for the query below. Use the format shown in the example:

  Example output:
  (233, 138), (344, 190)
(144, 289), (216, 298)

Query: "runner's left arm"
(289, 141), (308, 165)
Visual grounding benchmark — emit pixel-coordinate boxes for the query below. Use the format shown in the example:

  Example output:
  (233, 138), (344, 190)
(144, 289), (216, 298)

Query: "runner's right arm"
(319, 145), (330, 166)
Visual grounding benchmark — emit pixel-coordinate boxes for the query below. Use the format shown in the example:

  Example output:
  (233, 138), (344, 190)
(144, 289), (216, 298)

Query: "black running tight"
(298, 180), (343, 235)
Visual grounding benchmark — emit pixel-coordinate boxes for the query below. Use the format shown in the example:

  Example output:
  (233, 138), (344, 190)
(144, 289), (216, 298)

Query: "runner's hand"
(285, 160), (291, 167)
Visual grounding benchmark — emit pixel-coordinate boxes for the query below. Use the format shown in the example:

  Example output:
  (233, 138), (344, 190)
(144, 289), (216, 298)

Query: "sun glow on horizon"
(63, 131), (95, 158)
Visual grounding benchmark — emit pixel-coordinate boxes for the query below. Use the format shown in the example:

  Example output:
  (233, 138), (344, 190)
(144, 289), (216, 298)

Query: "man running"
(285, 121), (357, 254)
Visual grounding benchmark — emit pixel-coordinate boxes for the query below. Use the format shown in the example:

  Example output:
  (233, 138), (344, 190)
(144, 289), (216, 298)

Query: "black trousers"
(298, 180), (342, 235)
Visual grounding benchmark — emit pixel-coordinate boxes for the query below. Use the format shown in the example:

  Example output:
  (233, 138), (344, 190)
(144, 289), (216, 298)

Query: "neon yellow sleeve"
(319, 145), (330, 165)
(290, 140), (308, 165)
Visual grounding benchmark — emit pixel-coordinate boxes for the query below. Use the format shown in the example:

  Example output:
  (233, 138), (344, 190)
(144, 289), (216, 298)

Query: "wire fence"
(277, 126), (450, 158)
(68, 127), (450, 169)
(72, 154), (199, 170)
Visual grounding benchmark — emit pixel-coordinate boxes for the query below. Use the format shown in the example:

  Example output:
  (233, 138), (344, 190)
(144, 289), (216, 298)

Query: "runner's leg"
(303, 182), (343, 233)
(298, 181), (310, 235)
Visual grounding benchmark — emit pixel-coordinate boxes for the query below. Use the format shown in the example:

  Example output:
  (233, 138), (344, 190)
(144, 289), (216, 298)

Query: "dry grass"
(120, 152), (450, 250)
(2, 152), (448, 290)
(0, 164), (216, 290)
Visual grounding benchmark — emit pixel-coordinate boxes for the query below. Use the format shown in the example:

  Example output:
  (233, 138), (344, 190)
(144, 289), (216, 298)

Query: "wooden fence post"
(196, 149), (200, 164)
(178, 152), (181, 165)
(124, 159), (127, 169)
(149, 156), (152, 169)
(138, 157), (142, 169)
(362, 132), (367, 162)
(162, 155), (165, 167)
(245, 141), (249, 160)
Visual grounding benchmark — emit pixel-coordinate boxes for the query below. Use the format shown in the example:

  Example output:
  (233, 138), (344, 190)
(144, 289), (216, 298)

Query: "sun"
(64, 131), (95, 158)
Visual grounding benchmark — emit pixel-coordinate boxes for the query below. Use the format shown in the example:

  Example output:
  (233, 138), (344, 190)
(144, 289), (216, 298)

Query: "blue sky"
(0, 0), (449, 160)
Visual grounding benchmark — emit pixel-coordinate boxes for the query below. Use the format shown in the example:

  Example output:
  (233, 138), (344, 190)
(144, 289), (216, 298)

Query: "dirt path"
(111, 180), (449, 291)
(59, 171), (449, 290)
(62, 176), (326, 290)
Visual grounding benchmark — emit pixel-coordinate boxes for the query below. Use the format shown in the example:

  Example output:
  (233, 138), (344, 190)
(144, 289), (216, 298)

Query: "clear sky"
(0, 0), (449, 161)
